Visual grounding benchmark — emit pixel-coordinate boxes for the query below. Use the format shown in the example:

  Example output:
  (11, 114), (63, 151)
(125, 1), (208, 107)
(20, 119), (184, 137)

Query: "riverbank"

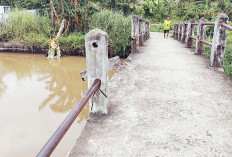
(0, 42), (84, 56)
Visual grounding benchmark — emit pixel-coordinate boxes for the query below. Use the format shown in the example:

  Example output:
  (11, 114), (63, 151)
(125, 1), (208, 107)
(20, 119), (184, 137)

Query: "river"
(0, 52), (120, 157)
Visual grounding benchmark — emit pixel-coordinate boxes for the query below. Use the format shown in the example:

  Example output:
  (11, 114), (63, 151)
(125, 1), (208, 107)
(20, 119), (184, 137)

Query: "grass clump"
(0, 9), (51, 45)
(90, 10), (131, 58)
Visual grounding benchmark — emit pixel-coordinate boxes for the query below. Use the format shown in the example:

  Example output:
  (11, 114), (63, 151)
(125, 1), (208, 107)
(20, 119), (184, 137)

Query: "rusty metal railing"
(173, 13), (232, 67)
(190, 36), (196, 40)
(37, 79), (101, 157)
(221, 22), (232, 31)
(200, 40), (212, 46)
(202, 22), (215, 26)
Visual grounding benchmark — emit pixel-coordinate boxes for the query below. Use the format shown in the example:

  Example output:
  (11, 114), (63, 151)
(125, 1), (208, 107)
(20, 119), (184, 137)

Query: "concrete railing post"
(175, 24), (179, 40)
(186, 19), (195, 48)
(210, 13), (229, 67)
(173, 24), (177, 38)
(85, 29), (108, 114)
(181, 23), (187, 43)
(132, 15), (139, 53)
(148, 21), (150, 39)
(195, 17), (206, 55)
(178, 24), (182, 41)
(141, 20), (145, 41)
(139, 18), (143, 46)
(145, 21), (149, 40)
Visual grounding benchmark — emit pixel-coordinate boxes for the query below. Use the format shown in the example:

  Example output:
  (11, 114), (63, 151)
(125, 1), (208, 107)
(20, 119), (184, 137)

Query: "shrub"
(58, 32), (85, 56)
(89, 9), (131, 58)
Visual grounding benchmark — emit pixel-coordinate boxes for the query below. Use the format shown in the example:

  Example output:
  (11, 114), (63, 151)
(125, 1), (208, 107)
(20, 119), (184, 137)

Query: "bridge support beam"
(132, 15), (139, 53)
(195, 17), (206, 55)
(85, 28), (109, 114)
(210, 13), (229, 67)
(186, 19), (195, 48)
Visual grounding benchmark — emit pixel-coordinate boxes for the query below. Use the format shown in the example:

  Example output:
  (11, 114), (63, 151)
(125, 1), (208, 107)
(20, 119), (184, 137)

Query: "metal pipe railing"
(191, 23), (198, 26)
(202, 22), (215, 26)
(190, 36), (196, 40)
(200, 40), (212, 46)
(37, 79), (101, 157)
(221, 22), (232, 31)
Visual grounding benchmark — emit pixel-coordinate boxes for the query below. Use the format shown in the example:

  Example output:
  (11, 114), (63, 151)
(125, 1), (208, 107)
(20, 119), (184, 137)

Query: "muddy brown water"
(0, 52), (121, 157)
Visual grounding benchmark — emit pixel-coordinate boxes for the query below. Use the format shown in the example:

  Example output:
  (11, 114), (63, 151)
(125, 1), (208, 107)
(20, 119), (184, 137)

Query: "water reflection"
(0, 52), (121, 157)
(0, 53), (88, 115)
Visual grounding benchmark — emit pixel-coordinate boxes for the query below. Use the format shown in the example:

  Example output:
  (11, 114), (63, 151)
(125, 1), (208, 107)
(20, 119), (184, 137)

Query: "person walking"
(164, 16), (171, 39)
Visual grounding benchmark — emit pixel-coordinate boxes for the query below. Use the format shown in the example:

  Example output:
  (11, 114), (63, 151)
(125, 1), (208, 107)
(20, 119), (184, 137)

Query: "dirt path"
(69, 32), (232, 157)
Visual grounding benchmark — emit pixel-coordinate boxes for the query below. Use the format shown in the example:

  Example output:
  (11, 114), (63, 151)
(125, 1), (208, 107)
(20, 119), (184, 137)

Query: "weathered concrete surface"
(69, 32), (232, 157)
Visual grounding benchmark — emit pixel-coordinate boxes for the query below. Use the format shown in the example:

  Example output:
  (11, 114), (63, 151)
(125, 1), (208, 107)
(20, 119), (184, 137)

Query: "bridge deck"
(69, 32), (232, 156)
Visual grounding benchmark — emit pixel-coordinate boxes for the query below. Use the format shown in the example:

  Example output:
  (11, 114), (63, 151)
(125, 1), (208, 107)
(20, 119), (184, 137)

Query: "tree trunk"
(50, 0), (60, 26)
(56, 19), (65, 38)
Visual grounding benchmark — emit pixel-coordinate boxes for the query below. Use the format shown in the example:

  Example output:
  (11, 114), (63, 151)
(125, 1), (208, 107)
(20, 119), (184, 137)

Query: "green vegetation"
(0, 9), (51, 46)
(223, 31), (232, 78)
(90, 10), (131, 57)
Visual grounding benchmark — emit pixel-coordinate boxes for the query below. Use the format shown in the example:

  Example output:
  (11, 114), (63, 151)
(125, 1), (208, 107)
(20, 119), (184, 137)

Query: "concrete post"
(173, 24), (176, 38)
(210, 13), (229, 67)
(175, 24), (179, 40)
(142, 19), (146, 42)
(186, 19), (195, 48)
(85, 28), (108, 114)
(181, 23), (187, 43)
(195, 17), (206, 55)
(145, 21), (149, 40)
(139, 18), (144, 46)
(178, 24), (182, 41)
(148, 21), (150, 39)
(132, 15), (139, 53)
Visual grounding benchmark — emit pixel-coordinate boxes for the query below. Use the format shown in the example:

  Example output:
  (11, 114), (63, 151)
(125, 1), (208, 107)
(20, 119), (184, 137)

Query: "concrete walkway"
(69, 32), (232, 156)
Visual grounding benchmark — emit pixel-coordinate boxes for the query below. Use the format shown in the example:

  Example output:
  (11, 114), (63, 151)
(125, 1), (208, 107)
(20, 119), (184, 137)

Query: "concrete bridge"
(68, 31), (232, 156)
(38, 14), (232, 157)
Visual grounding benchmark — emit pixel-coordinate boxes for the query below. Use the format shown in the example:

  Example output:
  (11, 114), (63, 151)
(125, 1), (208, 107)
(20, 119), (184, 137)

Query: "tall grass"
(90, 10), (131, 57)
(0, 9), (51, 45)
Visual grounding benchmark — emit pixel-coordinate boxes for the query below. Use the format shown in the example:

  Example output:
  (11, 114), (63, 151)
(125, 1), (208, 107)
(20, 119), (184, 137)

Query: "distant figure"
(164, 16), (171, 39)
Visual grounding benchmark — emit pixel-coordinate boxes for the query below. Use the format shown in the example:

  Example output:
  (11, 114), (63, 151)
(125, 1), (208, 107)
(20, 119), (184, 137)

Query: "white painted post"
(210, 13), (229, 67)
(85, 29), (108, 114)
(195, 17), (206, 55)
(186, 19), (195, 48)
(132, 15), (139, 53)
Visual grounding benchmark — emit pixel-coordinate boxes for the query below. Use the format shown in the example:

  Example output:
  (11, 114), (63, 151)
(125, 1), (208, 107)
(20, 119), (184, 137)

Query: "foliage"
(0, 9), (85, 55)
(223, 30), (232, 78)
(0, 9), (52, 43)
(58, 32), (85, 55)
(89, 10), (131, 57)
